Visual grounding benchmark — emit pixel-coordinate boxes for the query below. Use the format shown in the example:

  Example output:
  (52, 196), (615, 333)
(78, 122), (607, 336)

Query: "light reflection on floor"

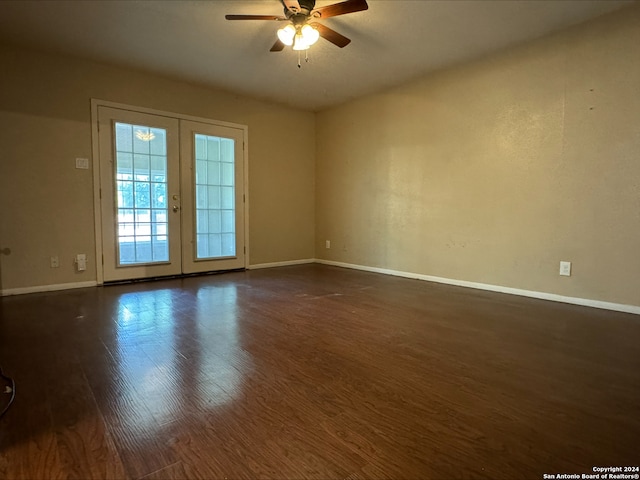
(111, 284), (247, 430)
(195, 285), (244, 402)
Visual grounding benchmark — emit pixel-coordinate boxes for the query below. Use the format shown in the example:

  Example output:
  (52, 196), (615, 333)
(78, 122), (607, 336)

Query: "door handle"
(172, 205), (180, 213)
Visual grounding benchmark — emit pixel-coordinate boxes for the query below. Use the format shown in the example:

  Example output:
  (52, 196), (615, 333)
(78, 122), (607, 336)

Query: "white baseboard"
(315, 259), (640, 316)
(3, 261), (637, 316)
(0, 281), (98, 297)
(248, 258), (316, 270)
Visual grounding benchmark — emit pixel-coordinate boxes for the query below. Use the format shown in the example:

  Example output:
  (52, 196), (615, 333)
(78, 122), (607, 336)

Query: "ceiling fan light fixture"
(292, 33), (309, 51)
(292, 24), (319, 50)
(277, 24), (296, 45)
(225, 0), (368, 54)
(301, 24), (319, 45)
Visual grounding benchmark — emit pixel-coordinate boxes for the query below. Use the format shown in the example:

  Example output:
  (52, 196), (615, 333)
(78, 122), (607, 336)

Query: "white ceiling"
(0, 0), (635, 111)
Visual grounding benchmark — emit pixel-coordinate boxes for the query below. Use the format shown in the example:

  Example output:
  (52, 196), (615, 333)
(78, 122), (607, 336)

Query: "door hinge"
(243, 194), (245, 203)
(244, 246), (246, 254)
(101, 254), (104, 265)
(99, 188), (102, 199)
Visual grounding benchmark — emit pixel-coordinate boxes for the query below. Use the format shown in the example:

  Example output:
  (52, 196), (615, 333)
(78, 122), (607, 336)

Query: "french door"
(97, 106), (246, 282)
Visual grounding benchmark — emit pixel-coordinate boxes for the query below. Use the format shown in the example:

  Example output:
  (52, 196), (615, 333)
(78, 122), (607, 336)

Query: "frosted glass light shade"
(277, 24), (295, 46)
(301, 24), (319, 46)
(292, 25), (319, 51)
(292, 33), (309, 51)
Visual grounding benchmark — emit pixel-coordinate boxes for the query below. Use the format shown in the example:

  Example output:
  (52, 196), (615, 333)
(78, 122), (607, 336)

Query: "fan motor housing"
(282, 0), (316, 17)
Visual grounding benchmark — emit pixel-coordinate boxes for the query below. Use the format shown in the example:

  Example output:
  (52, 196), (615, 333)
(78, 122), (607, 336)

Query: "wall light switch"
(75, 157), (89, 169)
(325, 240), (331, 249)
(559, 261), (571, 277)
(76, 254), (87, 271)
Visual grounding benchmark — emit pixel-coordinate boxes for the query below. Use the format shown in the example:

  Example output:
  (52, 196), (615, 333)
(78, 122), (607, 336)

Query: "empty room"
(0, 1), (639, 479)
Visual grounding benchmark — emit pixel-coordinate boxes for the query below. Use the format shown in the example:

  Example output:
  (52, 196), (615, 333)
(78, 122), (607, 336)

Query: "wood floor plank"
(0, 350), (66, 480)
(47, 352), (128, 480)
(163, 415), (260, 480)
(138, 462), (187, 480)
(77, 341), (178, 479)
(1, 264), (639, 479)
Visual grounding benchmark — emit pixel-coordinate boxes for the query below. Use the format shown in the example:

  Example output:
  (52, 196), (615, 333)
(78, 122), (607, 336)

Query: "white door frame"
(90, 99), (249, 285)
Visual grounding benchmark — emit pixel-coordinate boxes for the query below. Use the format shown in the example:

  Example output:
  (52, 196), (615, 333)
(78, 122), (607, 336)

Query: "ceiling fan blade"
(225, 14), (286, 21)
(270, 39), (286, 52)
(313, 23), (351, 48)
(311, 0), (368, 19)
(282, 0), (302, 13)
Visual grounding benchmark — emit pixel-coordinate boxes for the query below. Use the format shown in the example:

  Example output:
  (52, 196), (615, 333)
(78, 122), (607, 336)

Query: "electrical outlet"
(559, 261), (571, 277)
(325, 240), (331, 249)
(75, 157), (89, 169)
(50, 256), (59, 268)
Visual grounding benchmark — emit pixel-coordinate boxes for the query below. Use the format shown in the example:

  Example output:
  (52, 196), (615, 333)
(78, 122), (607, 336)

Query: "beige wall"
(0, 44), (316, 291)
(316, 6), (640, 307)
(2, 6), (639, 308)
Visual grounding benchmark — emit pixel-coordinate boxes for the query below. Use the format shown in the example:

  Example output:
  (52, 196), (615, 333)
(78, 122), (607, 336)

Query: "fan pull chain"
(296, 50), (310, 69)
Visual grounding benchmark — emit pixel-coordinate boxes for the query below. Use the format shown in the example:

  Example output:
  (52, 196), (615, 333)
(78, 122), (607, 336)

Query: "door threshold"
(103, 268), (246, 286)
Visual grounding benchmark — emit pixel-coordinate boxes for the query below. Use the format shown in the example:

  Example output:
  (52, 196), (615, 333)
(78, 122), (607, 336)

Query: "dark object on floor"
(0, 367), (15, 418)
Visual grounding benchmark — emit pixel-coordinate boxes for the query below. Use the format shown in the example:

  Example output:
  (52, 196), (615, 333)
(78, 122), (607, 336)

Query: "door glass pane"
(115, 122), (169, 265)
(194, 134), (236, 259)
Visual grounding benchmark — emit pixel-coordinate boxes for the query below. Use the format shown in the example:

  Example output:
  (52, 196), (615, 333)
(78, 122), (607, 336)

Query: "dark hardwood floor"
(0, 264), (638, 479)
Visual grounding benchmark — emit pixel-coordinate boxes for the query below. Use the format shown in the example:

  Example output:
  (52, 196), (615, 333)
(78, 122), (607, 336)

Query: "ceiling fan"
(225, 0), (368, 52)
